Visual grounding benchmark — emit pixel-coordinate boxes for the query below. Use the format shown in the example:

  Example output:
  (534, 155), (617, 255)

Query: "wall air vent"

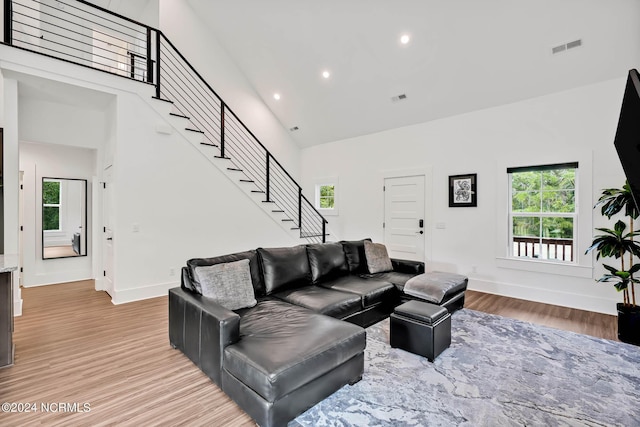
(552, 39), (582, 55)
(566, 39), (582, 50)
(391, 94), (408, 103)
(289, 126), (299, 132)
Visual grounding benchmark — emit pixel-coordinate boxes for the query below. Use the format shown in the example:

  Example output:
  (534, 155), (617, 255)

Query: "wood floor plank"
(0, 282), (619, 426)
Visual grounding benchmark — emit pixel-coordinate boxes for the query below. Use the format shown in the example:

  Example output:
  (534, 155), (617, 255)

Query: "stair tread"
(152, 96), (173, 104)
(240, 179), (255, 183)
(272, 210), (284, 213)
(281, 219), (294, 222)
(200, 142), (218, 147)
(185, 127), (205, 134)
(214, 156), (232, 160)
(227, 168), (243, 172)
(251, 190), (265, 193)
(169, 112), (190, 119)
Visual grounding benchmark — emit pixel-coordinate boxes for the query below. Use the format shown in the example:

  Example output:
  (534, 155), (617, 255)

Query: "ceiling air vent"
(391, 94), (408, 103)
(552, 39), (582, 55)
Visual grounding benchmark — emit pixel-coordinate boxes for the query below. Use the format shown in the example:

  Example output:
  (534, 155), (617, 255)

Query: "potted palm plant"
(586, 182), (640, 345)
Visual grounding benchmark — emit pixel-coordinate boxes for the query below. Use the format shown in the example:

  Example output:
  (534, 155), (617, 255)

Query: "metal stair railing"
(4, 0), (328, 243)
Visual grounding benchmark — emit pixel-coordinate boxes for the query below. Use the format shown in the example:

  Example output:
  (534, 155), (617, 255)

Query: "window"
(43, 179), (61, 231)
(508, 163), (577, 263)
(318, 184), (335, 209)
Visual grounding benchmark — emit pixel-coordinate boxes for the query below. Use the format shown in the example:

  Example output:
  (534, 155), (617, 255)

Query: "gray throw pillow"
(194, 259), (257, 310)
(364, 241), (393, 273)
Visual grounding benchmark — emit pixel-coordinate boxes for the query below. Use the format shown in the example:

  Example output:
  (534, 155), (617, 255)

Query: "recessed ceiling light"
(322, 70), (331, 79)
(400, 34), (410, 45)
(273, 93), (281, 101)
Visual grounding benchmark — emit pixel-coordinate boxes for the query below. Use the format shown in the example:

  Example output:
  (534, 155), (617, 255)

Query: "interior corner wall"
(108, 91), (298, 304)
(2, 77), (22, 315)
(301, 78), (628, 315)
(158, 0), (302, 179)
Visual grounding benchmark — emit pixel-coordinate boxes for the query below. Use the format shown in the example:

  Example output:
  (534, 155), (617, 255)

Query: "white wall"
(1, 43), (300, 304)
(158, 0), (302, 180)
(2, 76), (22, 315)
(19, 97), (108, 150)
(301, 78), (629, 315)
(19, 142), (95, 286)
(108, 91), (298, 303)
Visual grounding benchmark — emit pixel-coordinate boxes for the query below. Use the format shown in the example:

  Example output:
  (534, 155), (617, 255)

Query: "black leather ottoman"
(390, 300), (451, 361)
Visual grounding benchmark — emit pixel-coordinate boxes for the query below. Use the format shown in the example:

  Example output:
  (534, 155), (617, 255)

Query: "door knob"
(107, 237), (113, 240)
(416, 231), (424, 234)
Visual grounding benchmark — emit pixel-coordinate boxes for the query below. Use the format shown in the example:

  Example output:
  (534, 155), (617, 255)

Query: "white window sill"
(496, 257), (593, 278)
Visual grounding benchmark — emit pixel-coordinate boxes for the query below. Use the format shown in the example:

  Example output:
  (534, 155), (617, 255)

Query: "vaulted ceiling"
(186, 0), (640, 148)
(94, 0), (640, 148)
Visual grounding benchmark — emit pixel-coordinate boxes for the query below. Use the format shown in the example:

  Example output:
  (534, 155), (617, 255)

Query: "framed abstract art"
(449, 174), (477, 207)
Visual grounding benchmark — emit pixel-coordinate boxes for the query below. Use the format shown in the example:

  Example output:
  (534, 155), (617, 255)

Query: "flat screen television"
(614, 69), (640, 212)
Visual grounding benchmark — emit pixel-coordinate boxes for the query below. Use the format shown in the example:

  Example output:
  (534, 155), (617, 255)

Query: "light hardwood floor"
(0, 282), (618, 426)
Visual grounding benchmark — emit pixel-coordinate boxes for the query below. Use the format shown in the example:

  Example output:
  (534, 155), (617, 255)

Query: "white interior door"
(102, 167), (114, 297)
(384, 175), (425, 261)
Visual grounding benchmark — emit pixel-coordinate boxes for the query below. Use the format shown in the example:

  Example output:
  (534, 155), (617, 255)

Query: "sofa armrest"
(391, 258), (425, 274)
(169, 286), (240, 386)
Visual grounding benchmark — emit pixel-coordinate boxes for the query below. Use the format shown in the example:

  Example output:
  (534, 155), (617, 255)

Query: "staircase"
(4, 0), (328, 243)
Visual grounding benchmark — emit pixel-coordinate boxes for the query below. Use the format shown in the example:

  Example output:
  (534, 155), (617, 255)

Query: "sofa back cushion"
(187, 250), (266, 297)
(257, 246), (312, 295)
(306, 242), (349, 285)
(340, 238), (372, 274)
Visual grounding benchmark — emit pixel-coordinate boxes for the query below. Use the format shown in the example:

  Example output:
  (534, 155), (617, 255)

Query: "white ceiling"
(86, 0), (152, 23)
(187, 0), (640, 148)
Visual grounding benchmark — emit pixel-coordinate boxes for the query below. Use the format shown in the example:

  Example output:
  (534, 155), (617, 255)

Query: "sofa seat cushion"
(319, 276), (396, 308)
(224, 299), (366, 402)
(363, 271), (417, 291)
(272, 286), (362, 319)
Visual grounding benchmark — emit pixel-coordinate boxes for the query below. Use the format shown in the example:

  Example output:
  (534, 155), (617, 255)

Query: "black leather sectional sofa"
(169, 239), (466, 426)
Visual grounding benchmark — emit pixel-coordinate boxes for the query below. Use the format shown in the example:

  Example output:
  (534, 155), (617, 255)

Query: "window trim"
(495, 150), (593, 278)
(313, 177), (339, 216)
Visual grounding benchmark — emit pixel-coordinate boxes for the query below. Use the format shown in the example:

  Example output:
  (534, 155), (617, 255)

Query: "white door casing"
(383, 175), (425, 262)
(102, 166), (114, 297)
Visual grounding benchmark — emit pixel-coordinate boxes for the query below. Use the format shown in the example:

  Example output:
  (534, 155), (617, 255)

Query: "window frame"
(507, 163), (578, 264)
(495, 150), (592, 278)
(313, 177), (339, 216)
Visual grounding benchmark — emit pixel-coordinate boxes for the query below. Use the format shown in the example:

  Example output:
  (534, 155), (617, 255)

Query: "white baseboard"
(468, 278), (619, 316)
(110, 280), (180, 305)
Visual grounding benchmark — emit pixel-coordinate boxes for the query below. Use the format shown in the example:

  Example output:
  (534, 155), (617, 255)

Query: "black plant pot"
(617, 303), (640, 346)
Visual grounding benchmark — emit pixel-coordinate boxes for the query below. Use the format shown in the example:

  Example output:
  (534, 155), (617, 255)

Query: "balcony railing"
(512, 236), (573, 262)
(3, 0), (328, 243)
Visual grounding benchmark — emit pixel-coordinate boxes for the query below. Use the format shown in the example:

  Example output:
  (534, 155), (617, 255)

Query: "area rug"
(291, 309), (640, 426)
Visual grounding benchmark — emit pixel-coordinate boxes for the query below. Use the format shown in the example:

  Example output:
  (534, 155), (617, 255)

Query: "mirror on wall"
(42, 178), (88, 260)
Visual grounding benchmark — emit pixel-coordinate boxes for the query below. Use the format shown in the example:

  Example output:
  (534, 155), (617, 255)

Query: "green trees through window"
(509, 165), (577, 262)
(319, 185), (335, 209)
(43, 180), (61, 231)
